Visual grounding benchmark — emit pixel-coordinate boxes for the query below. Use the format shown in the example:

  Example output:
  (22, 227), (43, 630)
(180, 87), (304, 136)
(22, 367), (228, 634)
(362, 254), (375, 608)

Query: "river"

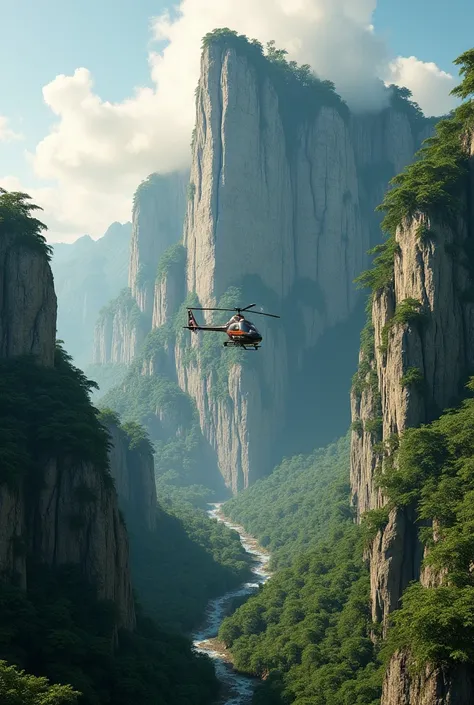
(192, 502), (272, 705)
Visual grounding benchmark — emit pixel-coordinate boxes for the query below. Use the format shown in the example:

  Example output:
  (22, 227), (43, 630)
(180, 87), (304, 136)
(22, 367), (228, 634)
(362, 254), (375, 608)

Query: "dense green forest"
(219, 437), (383, 705)
(224, 436), (350, 569)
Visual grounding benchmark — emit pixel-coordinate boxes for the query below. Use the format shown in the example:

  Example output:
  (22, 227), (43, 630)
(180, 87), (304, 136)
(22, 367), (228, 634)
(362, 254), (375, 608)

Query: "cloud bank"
(0, 0), (460, 241)
(0, 116), (23, 143)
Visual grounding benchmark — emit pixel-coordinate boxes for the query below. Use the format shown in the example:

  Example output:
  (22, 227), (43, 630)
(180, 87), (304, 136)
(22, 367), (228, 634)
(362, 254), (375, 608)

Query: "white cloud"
(387, 56), (458, 116)
(0, 174), (130, 243)
(0, 116), (23, 143)
(5, 0), (460, 241)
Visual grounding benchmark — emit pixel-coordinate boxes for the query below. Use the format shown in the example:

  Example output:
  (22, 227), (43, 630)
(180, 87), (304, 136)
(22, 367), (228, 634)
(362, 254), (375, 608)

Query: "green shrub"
(365, 418), (383, 437)
(385, 583), (474, 671)
(380, 299), (425, 355)
(400, 367), (425, 392)
(156, 243), (186, 283)
(354, 237), (399, 294)
(361, 507), (390, 545)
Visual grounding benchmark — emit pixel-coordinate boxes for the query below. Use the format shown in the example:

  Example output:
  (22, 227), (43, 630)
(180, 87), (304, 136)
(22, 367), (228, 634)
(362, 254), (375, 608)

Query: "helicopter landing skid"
(224, 341), (260, 351)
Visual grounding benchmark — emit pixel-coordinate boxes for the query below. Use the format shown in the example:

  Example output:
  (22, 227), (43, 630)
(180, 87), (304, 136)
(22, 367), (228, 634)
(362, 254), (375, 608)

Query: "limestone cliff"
(0, 211), (136, 632)
(350, 92), (474, 701)
(129, 172), (189, 317)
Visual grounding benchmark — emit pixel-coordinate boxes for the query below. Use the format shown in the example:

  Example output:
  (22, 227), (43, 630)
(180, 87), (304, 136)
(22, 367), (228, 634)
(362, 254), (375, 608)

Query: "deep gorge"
(2, 29), (474, 705)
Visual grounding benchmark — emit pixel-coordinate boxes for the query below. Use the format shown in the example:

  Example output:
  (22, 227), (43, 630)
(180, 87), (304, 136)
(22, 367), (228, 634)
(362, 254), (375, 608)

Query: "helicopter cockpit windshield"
(240, 320), (258, 333)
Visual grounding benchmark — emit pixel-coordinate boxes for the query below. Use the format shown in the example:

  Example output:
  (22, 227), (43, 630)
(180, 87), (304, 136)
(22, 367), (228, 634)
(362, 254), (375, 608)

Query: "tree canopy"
(0, 188), (52, 260)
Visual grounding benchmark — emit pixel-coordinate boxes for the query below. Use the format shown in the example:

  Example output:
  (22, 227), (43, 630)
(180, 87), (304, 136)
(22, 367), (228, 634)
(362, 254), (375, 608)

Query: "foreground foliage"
(0, 660), (79, 705)
(0, 566), (218, 705)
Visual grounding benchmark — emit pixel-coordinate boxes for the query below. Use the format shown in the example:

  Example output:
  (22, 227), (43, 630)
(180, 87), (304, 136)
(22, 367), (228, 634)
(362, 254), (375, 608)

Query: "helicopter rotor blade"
(246, 311), (280, 319)
(188, 304), (280, 318)
(188, 307), (240, 312)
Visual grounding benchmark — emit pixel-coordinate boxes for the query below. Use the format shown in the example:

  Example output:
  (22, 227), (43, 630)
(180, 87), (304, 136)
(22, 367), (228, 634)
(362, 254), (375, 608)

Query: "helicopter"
(184, 303), (280, 351)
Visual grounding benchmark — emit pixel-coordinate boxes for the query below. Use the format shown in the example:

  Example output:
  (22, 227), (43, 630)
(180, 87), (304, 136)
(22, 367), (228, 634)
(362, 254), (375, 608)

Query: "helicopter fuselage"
(226, 318), (262, 347)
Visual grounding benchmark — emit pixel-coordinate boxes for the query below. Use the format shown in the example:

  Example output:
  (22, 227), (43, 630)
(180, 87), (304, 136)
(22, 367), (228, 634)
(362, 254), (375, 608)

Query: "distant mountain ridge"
(50, 221), (132, 366)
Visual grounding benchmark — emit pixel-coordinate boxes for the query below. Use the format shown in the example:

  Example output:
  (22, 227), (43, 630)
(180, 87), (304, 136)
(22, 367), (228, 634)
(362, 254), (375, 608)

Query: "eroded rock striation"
(350, 112), (474, 700)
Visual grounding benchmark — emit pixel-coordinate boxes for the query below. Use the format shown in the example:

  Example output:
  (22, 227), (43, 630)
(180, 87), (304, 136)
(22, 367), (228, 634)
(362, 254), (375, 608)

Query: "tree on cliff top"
(0, 188), (52, 261)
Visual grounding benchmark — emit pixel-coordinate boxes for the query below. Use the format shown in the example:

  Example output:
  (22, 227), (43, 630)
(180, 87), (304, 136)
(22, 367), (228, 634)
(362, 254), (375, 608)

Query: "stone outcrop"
(382, 653), (474, 705)
(106, 422), (157, 532)
(350, 130), (474, 701)
(352, 210), (474, 627)
(0, 230), (137, 632)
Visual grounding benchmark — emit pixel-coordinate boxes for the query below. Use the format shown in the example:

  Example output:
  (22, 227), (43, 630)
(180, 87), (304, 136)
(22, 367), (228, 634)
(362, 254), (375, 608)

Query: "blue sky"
(0, 0), (471, 240)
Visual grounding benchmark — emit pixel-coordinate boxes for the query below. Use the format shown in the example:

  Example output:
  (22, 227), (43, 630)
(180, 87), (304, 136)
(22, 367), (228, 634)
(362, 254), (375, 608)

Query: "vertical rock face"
(0, 233), (57, 365)
(350, 131), (474, 701)
(0, 232), (136, 632)
(106, 422), (157, 532)
(352, 212), (474, 627)
(31, 459), (136, 630)
(382, 653), (474, 705)
(129, 172), (189, 317)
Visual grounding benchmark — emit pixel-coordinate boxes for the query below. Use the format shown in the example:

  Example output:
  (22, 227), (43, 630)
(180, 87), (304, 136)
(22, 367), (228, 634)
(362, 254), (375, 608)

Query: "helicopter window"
(240, 321), (257, 333)
(229, 323), (240, 331)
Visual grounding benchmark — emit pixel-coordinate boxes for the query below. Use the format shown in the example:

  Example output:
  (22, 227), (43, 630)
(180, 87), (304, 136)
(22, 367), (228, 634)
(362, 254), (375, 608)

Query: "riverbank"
(192, 502), (272, 705)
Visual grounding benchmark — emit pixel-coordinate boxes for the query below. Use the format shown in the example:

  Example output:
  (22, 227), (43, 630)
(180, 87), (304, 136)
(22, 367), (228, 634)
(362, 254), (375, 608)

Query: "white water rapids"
(192, 502), (272, 705)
